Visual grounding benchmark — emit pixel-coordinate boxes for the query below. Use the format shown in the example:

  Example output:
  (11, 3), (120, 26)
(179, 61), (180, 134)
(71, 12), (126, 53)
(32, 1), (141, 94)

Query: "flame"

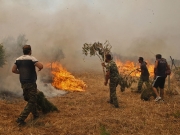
(115, 59), (154, 77)
(46, 62), (86, 92)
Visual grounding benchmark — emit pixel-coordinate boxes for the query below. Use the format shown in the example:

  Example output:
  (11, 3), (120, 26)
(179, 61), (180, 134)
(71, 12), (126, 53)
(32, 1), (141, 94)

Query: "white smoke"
(0, 0), (180, 96)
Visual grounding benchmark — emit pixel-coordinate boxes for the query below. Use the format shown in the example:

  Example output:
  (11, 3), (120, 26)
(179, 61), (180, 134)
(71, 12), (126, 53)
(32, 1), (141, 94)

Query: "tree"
(3, 35), (28, 63)
(82, 41), (134, 91)
(82, 41), (112, 78)
(0, 43), (6, 67)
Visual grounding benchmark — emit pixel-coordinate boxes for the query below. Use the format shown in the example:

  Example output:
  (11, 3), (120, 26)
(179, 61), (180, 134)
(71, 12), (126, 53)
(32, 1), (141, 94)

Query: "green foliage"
(82, 41), (112, 81)
(0, 43), (6, 67)
(82, 41), (112, 61)
(165, 111), (180, 118)
(82, 41), (135, 90)
(172, 111), (180, 118)
(100, 124), (110, 135)
(37, 91), (58, 114)
(141, 87), (156, 101)
(119, 75), (135, 92)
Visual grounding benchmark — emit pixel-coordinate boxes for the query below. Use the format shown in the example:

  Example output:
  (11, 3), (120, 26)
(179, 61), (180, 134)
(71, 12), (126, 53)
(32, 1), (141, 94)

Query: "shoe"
(16, 118), (26, 126)
(154, 97), (161, 102)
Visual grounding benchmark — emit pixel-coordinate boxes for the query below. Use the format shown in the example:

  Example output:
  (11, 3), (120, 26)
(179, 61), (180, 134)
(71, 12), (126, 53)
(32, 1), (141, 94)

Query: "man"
(12, 45), (43, 126)
(102, 54), (120, 108)
(136, 57), (150, 93)
(152, 54), (168, 102)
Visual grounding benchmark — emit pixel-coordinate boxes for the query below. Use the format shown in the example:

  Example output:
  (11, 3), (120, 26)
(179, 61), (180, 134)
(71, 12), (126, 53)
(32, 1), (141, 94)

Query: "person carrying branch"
(136, 57), (150, 93)
(12, 45), (43, 126)
(102, 54), (120, 108)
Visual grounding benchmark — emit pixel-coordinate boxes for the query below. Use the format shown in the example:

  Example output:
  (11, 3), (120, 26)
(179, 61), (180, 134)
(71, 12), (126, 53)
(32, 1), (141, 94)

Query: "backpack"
(165, 64), (171, 75)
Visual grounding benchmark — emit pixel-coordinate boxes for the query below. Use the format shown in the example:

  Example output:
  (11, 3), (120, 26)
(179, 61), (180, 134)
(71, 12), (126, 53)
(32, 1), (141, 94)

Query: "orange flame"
(46, 62), (86, 92)
(115, 59), (154, 77)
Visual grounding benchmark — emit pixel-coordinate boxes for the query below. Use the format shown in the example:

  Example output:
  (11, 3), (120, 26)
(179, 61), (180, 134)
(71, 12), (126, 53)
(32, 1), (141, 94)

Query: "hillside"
(0, 72), (180, 135)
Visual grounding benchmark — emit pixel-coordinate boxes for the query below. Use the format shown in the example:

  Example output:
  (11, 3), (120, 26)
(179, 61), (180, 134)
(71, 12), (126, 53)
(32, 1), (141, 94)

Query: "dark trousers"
(19, 83), (38, 121)
(109, 79), (119, 107)
(137, 76), (150, 92)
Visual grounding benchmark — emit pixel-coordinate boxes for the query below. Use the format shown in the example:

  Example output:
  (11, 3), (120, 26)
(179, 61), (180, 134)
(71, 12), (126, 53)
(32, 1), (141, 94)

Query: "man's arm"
(12, 64), (19, 74)
(104, 71), (110, 86)
(154, 60), (158, 69)
(35, 62), (43, 71)
(137, 63), (146, 73)
(136, 68), (141, 72)
(153, 60), (158, 78)
(167, 63), (170, 69)
(102, 62), (110, 86)
(154, 60), (158, 72)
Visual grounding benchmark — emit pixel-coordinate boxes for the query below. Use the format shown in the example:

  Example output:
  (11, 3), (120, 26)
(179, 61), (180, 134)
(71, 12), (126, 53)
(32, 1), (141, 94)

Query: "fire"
(46, 62), (86, 92)
(115, 59), (154, 77)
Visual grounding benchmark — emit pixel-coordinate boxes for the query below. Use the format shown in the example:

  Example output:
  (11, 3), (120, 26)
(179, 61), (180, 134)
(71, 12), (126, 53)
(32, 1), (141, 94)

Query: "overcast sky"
(0, 0), (180, 64)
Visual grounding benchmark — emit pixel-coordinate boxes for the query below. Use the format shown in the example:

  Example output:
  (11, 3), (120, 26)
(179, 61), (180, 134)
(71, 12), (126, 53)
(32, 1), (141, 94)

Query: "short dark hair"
(156, 54), (162, 59)
(23, 45), (31, 55)
(105, 54), (112, 60)
(139, 57), (144, 61)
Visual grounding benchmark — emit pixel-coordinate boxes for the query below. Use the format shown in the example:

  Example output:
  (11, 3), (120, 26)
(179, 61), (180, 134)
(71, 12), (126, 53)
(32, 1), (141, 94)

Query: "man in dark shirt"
(152, 54), (168, 102)
(12, 45), (43, 126)
(136, 57), (150, 93)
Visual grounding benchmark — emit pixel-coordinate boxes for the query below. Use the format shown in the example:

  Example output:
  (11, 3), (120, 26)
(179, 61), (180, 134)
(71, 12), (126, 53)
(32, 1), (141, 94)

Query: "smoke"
(126, 37), (169, 60)
(0, 0), (180, 96)
(0, 35), (67, 97)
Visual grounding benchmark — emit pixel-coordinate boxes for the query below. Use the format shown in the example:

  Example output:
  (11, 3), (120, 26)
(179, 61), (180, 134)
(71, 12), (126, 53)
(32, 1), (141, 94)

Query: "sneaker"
(16, 118), (26, 126)
(154, 97), (161, 102)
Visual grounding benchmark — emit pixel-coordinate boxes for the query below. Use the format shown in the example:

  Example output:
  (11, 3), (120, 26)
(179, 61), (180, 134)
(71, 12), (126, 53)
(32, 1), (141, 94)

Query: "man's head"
(105, 54), (112, 62)
(156, 54), (162, 59)
(23, 45), (31, 55)
(138, 57), (144, 63)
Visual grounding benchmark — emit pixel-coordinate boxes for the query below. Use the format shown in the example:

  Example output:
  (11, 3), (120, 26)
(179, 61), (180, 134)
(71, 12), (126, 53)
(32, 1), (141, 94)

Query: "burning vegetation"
(1, 41), (180, 134)
(45, 62), (86, 92)
(115, 58), (154, 77)
(82, 41), (155, 91)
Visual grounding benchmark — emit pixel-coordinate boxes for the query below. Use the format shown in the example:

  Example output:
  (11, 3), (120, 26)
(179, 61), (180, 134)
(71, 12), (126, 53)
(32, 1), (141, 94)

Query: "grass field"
(0, 72), (180, 135)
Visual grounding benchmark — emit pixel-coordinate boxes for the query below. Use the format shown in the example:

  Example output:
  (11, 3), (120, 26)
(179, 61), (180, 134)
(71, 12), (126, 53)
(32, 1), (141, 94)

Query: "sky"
(0, 0), (180, 95)
(0, 0), (180, 60)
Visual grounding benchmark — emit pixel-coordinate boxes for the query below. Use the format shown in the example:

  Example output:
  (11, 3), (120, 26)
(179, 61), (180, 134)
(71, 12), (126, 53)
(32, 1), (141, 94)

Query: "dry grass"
(0, 72), (180, 135)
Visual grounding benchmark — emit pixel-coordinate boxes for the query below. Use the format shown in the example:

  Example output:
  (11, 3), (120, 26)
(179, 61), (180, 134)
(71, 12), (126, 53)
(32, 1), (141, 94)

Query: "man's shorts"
(152, 76), (166, 89)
